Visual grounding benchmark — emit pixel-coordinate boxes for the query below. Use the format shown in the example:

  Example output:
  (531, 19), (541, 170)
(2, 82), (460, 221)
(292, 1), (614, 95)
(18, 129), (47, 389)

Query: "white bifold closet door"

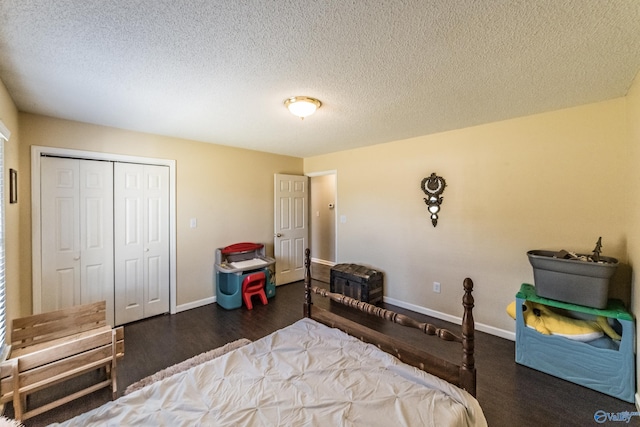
(40, 157), (170, 326)
(114, 163), (170, 325)
(41, 157), (115, 326)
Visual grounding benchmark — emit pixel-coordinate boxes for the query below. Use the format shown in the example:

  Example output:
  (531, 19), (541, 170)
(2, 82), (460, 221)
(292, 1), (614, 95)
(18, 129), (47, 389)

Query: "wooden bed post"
(460, 277), (476, 396)
(303, 248), (312, 318)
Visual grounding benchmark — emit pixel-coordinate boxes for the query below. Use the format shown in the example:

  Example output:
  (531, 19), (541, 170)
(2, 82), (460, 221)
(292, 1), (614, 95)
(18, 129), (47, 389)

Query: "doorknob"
(275, 233), (283, 238)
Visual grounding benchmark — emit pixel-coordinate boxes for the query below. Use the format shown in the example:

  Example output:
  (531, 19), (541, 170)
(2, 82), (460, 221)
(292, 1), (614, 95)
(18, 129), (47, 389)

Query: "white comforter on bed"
(53, 318), (487, 426)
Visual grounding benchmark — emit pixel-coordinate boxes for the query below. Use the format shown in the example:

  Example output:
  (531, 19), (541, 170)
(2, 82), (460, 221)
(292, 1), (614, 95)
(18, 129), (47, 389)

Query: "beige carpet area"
(124, 338), (251, 395)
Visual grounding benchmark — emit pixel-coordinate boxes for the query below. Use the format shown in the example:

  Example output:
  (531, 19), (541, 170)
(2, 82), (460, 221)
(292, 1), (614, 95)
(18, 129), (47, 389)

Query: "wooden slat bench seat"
(0, 301), (124, 421)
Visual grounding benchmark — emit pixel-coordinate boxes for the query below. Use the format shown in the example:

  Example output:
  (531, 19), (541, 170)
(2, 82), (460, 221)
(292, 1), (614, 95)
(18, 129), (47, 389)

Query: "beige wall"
(17, 113), (302, 315)
(2, 74), (637, 383)
(625, 69), (640, 405)
(0, 79), (21, 328)
(305, 98), (630, 334)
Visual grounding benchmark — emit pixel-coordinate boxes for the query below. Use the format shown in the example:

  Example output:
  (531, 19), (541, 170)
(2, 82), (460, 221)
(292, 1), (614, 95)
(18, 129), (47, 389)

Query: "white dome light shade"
(284, 96), (322, 119)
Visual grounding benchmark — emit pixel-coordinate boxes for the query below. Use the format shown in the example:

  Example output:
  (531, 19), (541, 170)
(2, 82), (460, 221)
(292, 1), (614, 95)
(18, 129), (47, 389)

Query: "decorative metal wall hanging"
(420, 172), (446, 227)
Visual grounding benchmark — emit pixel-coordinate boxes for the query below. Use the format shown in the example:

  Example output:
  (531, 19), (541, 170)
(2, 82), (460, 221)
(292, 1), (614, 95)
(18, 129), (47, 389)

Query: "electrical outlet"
(433, 282), (441, 293)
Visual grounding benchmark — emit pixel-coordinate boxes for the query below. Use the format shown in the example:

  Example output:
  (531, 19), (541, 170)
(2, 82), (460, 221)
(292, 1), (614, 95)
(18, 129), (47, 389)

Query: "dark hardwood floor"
(13, 268), (638, 426)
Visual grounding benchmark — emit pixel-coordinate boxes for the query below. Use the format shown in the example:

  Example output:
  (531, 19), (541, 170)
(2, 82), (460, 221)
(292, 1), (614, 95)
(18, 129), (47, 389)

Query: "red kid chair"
(242, 272), (268, 310)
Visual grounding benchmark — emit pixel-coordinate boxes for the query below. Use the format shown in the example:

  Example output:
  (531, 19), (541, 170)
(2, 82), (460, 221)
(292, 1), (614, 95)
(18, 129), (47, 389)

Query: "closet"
(38, 156), (170, 326)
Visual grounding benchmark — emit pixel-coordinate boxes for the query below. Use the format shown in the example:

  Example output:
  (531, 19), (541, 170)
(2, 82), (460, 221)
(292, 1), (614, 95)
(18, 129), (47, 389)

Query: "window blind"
(0, 121), (9, 361)
(0, 137), (5, 360)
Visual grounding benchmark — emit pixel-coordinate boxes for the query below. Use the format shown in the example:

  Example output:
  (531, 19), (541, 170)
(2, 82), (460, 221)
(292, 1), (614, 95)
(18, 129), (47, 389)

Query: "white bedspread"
(53, 318), (487, 426)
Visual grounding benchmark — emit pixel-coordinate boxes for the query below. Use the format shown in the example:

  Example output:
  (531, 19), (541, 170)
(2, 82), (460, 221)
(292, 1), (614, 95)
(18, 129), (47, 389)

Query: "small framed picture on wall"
(9, 168), (17, 204)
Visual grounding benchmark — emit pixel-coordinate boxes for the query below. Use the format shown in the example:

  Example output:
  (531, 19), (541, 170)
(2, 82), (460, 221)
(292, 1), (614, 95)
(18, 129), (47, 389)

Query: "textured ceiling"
(1, 1), (639, 158)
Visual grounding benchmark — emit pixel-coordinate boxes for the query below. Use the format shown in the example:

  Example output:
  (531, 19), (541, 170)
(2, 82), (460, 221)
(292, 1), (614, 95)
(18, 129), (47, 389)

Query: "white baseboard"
(176, 296), (216, 313)
(636, 392), (640, 412)
(311, 258), (336, 267)
(383, 296), (516, 341)
(176, 291), (518, 341)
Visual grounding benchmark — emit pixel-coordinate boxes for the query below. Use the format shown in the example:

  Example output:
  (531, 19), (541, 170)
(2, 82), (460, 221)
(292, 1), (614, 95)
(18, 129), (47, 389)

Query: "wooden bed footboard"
(302, 249), (477, 396)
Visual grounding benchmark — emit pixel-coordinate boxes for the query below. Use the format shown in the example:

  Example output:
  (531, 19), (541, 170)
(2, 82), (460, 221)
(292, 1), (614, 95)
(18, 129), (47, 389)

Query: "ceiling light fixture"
(284, 96), (322, 120)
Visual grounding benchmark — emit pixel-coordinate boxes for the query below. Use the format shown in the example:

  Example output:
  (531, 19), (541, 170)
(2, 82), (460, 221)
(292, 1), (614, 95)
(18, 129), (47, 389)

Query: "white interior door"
(114, 163), (169, 325)
(40, 157), (114, 325)
(274, 174), (309, 285)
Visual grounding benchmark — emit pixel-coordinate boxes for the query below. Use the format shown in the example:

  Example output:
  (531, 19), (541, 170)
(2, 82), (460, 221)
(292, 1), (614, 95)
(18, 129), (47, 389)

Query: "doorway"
(308, 171), (337, 282)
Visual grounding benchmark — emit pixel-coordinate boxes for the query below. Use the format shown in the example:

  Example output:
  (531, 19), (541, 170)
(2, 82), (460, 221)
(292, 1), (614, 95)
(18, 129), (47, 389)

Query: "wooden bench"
(0, 301), (124, 421)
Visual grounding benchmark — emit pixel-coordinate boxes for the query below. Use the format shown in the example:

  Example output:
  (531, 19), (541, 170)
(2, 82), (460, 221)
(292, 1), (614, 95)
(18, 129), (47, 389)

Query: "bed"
(52, 250), (486, 426)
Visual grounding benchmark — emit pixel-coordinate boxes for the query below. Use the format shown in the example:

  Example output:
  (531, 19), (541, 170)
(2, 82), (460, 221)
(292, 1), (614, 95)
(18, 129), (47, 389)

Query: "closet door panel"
(41, 158), (81, 311)
(84, 264), (105, 301)
(147, 255), (161, 301)
(123, 258), (142, 307)
(143, 165), (170, 317)
(114, 164), (145, 325)
(52, 268), (77, 309)
(79, 160), (114, 325)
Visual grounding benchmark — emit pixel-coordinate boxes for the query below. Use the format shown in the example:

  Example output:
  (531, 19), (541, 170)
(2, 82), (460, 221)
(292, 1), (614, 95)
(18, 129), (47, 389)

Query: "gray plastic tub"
(527, 250), (618, 309)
